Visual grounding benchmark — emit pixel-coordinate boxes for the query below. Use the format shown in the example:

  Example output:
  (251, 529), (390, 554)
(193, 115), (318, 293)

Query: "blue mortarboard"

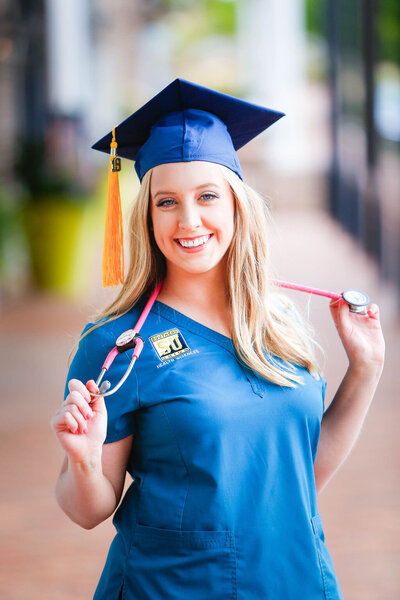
(93, 79), (284, 288)
(92, 78), (285, 181)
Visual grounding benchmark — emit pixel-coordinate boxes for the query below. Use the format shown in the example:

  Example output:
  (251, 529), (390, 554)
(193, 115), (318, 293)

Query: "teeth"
(178, 235), (210, 248)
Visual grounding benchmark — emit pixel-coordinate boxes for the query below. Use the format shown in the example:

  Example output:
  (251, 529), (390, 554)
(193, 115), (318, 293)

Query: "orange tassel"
(102, 127), (124, 287)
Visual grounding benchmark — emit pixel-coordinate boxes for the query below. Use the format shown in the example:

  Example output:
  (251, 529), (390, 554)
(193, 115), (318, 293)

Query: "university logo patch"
(149, 328), (190, 361)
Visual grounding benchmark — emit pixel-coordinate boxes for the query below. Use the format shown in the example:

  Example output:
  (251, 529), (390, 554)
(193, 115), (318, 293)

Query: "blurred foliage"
(0, 186), (28, 285)
(377, 0), (400, 64)
(163, 0), (236, 34)
(305, 0), (324, 35)
(0, 189), (19, 264)
(305, 0), (400, 66)
(203, 0), (236, 35)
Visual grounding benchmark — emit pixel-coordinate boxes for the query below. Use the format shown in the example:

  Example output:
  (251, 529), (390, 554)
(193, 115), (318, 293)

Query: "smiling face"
(149, 161), (235, 281)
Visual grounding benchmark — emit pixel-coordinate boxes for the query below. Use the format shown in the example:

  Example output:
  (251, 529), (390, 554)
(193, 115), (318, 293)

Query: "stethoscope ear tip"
(99, 380), (111, 394)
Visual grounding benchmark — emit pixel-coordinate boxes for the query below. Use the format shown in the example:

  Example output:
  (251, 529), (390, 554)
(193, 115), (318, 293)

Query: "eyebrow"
(152, 183), (221, 200)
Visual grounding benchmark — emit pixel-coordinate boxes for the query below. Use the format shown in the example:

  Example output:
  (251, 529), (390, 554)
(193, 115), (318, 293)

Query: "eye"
(156, 198), (176, 207)
(200, 193), (217, 201)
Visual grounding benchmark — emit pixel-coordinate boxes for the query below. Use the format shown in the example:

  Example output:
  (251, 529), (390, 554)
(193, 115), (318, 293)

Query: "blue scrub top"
(64, 295), (343, 600)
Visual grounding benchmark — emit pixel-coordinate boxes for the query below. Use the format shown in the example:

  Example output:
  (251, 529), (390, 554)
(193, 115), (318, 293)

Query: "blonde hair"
(70, 165), (323, 387)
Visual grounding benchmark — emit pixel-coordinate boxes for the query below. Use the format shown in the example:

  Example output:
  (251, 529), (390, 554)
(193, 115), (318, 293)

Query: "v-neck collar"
(150, 300), (235, 354)
(150, 300), (266, 397)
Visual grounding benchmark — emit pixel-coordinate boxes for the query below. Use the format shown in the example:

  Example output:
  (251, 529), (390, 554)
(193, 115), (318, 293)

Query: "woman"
(51, 79), (385, 599)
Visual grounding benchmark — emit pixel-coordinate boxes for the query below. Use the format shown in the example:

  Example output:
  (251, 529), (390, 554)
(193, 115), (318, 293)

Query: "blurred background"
(0, 1), (399, 598)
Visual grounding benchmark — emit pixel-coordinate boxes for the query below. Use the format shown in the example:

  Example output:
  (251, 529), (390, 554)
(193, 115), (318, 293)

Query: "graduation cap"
(92, 78), (285, 287)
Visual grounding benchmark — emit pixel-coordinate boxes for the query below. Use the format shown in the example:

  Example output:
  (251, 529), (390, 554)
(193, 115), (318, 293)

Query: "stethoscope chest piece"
(116, 329), (136, 347)
(116, 329), (143, 352)
(342, 290), (370, 313)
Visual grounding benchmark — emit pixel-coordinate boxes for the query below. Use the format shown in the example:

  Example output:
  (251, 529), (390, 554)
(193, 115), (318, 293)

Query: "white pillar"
(45, 0), (93, 116)
(237, 0), (309, 174)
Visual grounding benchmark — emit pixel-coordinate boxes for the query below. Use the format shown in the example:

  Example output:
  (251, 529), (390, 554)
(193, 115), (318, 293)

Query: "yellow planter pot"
(23, 198), (88, 297)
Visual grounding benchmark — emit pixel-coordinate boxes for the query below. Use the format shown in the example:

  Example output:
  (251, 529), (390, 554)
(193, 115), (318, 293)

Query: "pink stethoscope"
(89, 280), (370, 398)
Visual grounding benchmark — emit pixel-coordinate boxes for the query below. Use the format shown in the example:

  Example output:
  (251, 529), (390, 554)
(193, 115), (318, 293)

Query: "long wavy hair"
(70, 164), (323, 387)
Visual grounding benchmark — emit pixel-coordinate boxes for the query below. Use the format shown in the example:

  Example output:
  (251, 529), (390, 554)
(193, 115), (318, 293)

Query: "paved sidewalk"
(0, 207), (399, 599)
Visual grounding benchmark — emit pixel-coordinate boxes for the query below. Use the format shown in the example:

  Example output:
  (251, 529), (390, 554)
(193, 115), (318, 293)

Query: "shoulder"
(72, 299), (148, 364)
(65, 298), (146, 397)
(82, 298), (147, 341)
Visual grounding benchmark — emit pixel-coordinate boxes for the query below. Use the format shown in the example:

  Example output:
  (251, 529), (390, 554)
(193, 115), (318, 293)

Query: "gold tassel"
(102, 127), (124, 287)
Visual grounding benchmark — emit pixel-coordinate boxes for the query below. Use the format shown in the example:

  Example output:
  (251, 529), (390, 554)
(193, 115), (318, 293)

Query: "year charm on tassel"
(110, 147), (121, 173)
(111, 154), (121, 172)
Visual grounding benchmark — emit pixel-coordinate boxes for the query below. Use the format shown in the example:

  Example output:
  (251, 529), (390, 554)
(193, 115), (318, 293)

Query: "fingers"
(367, 303), (380, 320)
(63, 410), (81, 435)
(56, 378), (98, 435)
(329, 297), (347, 326)
(66, 378), (95, 417)
(63, 404), (88, 434)
(67, 377), (104, 410)
(330, 297), (379, 320)
(85, 380), (107, 418)
(53, 379), (107, 439)
(86, 379), (100, 397)
(329, 297), (345, 309)
(52, 402), (89, 435)
(68, 378), (92, 402)
(65, 390), (94, 421)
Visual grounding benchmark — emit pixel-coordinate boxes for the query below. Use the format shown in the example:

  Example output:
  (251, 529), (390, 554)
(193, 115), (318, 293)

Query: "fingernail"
(83, 428), (88, 434)
(86, 413), (92, 420)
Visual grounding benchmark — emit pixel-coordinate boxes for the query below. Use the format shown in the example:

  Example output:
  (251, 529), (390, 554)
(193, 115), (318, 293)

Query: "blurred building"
(0, 0), (145, 301)
(0, 0), (399, 303)
(0, 0), (145, 181)
(324, 0), (400, 304)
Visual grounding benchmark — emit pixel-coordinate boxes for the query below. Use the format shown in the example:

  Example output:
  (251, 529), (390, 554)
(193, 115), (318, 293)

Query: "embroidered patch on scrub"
(149, 328), (190, 361)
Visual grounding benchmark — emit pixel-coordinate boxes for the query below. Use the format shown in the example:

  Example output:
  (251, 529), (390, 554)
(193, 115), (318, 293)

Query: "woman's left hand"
(329, 297), (385, 373)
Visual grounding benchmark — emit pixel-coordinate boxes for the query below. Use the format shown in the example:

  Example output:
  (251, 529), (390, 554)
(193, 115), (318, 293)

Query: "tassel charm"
(102, 127), (124, 287)
(110, 145), (121, 172)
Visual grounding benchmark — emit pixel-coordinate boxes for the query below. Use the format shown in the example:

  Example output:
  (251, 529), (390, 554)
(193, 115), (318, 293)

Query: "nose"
(178, 202), (202, 231)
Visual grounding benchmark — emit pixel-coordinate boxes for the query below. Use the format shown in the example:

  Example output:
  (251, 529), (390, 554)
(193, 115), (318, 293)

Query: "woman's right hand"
(51, 379), (108, 462)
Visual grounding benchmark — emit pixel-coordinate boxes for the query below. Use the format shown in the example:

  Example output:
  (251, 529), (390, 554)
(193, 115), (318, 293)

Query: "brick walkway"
(0, 207), (399, 599)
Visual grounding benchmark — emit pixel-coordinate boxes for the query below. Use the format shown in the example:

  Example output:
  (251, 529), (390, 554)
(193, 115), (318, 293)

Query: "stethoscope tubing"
(90, 282), (163, 399)
(270, 279), (341, 301)
(88, 279), (369, 399)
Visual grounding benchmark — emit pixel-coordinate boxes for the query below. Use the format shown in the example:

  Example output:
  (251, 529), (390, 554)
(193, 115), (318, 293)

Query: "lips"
(175, 234), (212, 248)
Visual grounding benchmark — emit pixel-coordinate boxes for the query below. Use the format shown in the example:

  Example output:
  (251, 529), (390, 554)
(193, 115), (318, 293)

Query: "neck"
(159, 265), (230, 314)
